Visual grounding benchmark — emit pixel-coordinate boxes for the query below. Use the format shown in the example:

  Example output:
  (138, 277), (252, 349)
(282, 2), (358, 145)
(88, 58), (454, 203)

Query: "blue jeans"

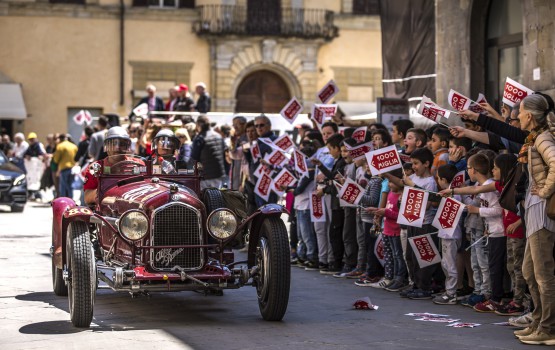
(389, 235), (407, 282)
(59, 168), (73, 198)
(469, 228), (491, 296)
(296, 209), (317, 262)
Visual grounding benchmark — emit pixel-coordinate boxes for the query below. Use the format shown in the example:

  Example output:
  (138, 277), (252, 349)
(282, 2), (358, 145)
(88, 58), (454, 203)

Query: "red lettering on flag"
(438, 197), (461, 229)
(413, 236), (437, 262)
(402, 189), (424, 223)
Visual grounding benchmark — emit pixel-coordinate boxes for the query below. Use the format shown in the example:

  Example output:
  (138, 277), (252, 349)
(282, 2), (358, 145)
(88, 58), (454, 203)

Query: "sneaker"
(354, 276), (380, 286)
(433, 293), (458, 305)
(319, 263), (329, 273)
(460, 293), (485, 308)
(495, 300), (526, 316)
(509, 312), (534, 328)
(456, 286), (474, 297)
(333, 265), (354, 278)
(321, 263), (341, 275)
(303, 261), (319, 271)
(519, 331), (555, 345)
(385, 280), (410, 292)
(367, 278), (392, 289)
(474, 300), (502, 313)
(514, 327), (536, 339)
(407, 289), (433, 300)
(290, 256), (299, 264)
(344, 266), (365, 279)
(399, 286), (416, 298)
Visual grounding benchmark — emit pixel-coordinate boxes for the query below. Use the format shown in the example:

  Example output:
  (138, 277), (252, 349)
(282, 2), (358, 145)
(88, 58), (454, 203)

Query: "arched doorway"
(235, 70), (291, 113)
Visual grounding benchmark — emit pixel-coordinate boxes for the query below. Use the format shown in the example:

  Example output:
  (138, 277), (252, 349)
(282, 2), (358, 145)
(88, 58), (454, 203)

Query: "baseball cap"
(178, 84), (189, 92)
(27, 132), (38, 139)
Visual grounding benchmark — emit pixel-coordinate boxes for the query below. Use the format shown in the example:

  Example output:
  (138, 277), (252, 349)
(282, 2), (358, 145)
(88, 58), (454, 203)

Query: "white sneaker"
(369, 278), (392, 289)
(508, 312), (533, 328)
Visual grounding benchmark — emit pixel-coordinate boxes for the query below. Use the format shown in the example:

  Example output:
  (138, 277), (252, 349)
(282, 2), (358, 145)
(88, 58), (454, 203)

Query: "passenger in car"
(150, 129), (180, 175)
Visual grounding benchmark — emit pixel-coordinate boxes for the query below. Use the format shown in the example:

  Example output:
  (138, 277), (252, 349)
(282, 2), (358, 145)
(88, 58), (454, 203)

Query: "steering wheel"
(109, 160), (139, 174)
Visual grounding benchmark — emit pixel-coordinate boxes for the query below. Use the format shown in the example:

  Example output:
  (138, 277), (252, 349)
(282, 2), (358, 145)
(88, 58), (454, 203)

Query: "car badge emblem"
(171, 194), (180, 201)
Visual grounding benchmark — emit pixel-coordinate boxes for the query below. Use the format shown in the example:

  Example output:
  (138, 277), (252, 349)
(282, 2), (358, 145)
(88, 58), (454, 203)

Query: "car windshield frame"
(0, 151), (7, 165)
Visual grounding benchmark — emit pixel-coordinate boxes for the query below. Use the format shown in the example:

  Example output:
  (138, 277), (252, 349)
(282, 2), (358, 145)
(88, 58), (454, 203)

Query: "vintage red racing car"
(51, 155), (290, 327)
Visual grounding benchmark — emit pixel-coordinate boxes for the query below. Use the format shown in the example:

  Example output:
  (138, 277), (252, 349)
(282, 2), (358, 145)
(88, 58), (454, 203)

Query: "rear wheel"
(254, 217), (290, 321)
(52, 256), (68, 296)
(66, 221), (96, 328)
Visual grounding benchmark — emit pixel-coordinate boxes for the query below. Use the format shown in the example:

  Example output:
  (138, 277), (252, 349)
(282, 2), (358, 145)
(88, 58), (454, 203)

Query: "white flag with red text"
(264, 149), (289, 167)
(274, 134), (294, 152)
(366, 145), (403, 175)
(352, 126), (367, 143)
(280, 97), (303, 124)
(448, 89), (472, 112)
(432, 196), (465, 238)
(449, 170), (466, 189)
(293, 149), (309, 177)
(250, 141), (261, 160)
(345, 141), (373, 162)
(310, 192), (326, 222)
(271, 168), (297, 197)
(317, 80), (339, 104)
(397, 186), (429, 228)
(502, 77), (534, 107)
(418, 96), (454, 122)
(254, 172), (272, 202)
(337, 178), (365, 206)
(408, 233), (441, 268)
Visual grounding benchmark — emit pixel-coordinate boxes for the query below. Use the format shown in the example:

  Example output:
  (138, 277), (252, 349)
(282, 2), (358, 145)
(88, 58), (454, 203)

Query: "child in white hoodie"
(464, 153), (505, 313)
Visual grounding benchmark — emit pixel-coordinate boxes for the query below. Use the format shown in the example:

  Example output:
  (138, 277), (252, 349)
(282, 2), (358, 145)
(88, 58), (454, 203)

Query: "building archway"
(235, 70), (291, 113)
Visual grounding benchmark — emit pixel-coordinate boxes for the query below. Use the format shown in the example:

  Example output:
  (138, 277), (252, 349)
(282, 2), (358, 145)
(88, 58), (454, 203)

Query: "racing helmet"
(152, 129), (179, 156)
(104, 126), (131, 154)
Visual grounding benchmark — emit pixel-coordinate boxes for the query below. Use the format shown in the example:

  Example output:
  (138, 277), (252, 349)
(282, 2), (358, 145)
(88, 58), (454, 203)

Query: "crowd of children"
(284, 94), (555, 346)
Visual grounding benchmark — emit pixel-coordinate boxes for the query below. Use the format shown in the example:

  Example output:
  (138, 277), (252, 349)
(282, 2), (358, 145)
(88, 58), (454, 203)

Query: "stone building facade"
(0, 0), (382, 138)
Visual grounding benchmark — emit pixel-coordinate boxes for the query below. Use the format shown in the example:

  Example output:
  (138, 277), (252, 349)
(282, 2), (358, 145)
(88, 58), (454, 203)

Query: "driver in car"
(83, 126), (139, 205)
(150, 129), (179, 175)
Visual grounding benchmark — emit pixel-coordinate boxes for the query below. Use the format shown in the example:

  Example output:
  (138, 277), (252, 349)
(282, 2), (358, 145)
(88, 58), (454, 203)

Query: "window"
(485, 0), (522, 109)
(352, 0), (379, 15)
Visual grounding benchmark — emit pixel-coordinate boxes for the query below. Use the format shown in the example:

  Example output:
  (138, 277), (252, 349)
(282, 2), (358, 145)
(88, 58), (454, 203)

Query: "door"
(235, 70), (291, 113)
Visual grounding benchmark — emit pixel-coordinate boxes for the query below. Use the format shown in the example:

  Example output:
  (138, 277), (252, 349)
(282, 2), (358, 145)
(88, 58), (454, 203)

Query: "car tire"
(203, 188), (225, 213)
(52, 257), (68, 296)
(66, 221), (96, 328)
(10, 204), (24, 213)
(255, 217), (290, 321)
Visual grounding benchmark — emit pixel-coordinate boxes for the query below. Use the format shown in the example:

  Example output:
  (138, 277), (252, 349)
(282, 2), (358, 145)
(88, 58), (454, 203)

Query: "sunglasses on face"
(254, 124), (266, 128)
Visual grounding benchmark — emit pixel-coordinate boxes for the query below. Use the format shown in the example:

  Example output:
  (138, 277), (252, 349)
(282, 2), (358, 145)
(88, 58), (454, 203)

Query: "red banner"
(251, 141), (260, 159)
(432, 196), (465, 237)
(337, 178), (364, 206)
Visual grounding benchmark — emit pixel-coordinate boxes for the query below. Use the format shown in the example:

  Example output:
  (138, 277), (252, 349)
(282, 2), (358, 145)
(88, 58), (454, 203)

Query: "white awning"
(0, 84), (27, 120)
(337, 102), (376, 117)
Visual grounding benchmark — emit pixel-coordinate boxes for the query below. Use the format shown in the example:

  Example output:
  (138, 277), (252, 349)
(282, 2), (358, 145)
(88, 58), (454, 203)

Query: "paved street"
(0, 203), (532, 350)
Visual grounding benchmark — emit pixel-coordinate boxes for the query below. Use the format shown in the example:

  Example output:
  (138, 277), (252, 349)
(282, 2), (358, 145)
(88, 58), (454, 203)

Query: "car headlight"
(207, 209), (238, 241)
(14, 174), (26, 186)
(118, 210), (149, 241)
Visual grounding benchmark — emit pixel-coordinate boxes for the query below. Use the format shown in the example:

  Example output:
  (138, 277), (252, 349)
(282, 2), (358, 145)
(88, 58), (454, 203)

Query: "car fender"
(244, 204), (289, 267)
(52, 199), (94, 269)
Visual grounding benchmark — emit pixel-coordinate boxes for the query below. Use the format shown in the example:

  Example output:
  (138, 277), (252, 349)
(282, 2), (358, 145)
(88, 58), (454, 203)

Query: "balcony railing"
(193, 5), (338, 41)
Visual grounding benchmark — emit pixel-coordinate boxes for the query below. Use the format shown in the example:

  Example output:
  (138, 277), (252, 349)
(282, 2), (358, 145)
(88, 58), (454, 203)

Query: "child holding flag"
(386, 147), (440, 300)
(433, 164), (463, 305)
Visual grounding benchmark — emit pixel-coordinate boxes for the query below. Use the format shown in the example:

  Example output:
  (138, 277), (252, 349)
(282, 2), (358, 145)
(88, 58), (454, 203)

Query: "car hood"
(0, 161), (24, 180)
(100, 180), (204, 215)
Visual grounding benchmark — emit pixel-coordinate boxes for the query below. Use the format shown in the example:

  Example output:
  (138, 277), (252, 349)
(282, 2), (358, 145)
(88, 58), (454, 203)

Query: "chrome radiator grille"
(150, 203), (203, 271)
